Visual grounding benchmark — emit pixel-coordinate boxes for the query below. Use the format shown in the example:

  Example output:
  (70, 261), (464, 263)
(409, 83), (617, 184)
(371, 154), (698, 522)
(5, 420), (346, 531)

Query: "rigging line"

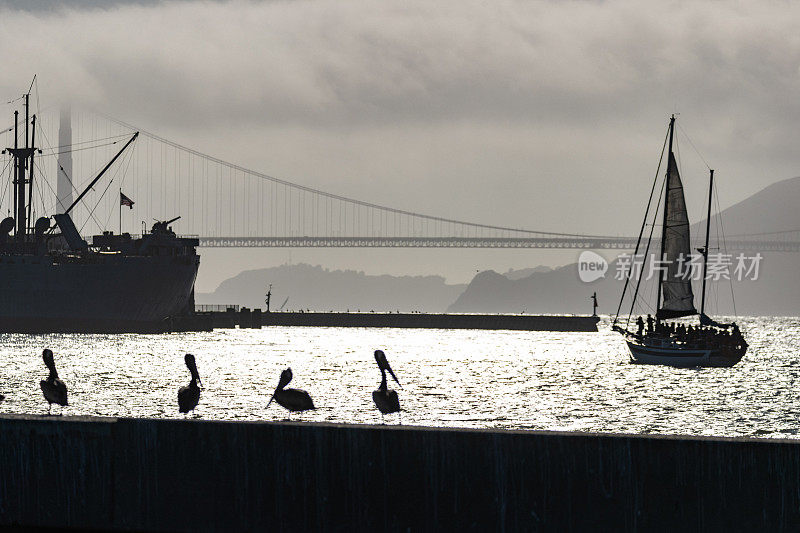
(45, 133), (130, 150)
(2, 94), (25, 105)
(40, 139), (123, 155)
(33, 76), (41, 125)
(35, 117), (81, 211)
(676, 122), (711, 171)
(32, 159), (62, 211)
(32, 161), (53, 214)
(79, 144), (134, 234)
(96, 110), (619, 239)
(33, 162), (49, 219)
(627, 171), (667, 326)
(0, 156), (12, 209)
(117, 140), (135, 190)
(0, 79), (47, 134)
(713, 178), (737, 318)
(34, 158), (105, 229)
(101, 144), (136, 232)
(614, 125), (670, 324)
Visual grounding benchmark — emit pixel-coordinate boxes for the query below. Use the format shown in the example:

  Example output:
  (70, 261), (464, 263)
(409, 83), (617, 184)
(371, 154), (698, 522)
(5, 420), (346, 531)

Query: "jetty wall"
(255, 312), (600, 331)
(1, 415), (798, 531)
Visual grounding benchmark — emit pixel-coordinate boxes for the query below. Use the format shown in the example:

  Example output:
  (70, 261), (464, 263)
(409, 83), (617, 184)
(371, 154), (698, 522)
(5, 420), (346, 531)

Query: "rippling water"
(1, 316), (798, 438)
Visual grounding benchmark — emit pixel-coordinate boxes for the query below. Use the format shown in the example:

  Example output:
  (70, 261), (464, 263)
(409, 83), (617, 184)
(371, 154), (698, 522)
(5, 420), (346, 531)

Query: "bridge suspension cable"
(1, 107), (796, 251)
(95, 110), (614, 240)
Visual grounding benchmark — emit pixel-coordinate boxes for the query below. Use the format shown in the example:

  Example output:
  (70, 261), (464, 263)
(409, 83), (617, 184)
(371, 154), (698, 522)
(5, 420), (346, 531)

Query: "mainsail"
(657, 152), (697, 319)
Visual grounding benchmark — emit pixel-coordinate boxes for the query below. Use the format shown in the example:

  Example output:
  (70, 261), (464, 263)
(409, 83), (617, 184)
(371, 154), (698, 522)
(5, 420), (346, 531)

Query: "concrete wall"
(1, 415), (799, 531)
(259, 312), (600, 331)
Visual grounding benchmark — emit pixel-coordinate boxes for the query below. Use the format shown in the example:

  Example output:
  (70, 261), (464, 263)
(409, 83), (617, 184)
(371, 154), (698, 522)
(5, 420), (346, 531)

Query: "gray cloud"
(0, 0), (187, 11)
(3, 1), (799, 131)
(0, 0), (798, 286)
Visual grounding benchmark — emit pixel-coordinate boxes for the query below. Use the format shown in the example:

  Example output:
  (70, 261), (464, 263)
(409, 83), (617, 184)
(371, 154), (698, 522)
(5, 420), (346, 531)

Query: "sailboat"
(612, 115), (748, 367)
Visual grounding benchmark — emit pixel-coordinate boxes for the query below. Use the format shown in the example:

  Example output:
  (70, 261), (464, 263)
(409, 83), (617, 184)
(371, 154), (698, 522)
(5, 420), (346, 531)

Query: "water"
(1, 316), (798, 439)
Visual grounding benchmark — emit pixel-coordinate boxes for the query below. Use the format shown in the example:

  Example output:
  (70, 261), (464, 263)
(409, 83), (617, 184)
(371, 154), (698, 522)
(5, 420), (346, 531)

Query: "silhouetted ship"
(0, 92), (199, 333)
(612, 115), (748, 367)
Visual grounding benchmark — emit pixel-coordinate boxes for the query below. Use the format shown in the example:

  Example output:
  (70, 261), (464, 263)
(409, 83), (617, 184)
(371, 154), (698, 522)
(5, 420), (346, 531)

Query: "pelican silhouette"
(40, 349), (68, 415)
(178, 353), (202, 414)
(372, 349), (402, 418)
(267, 368), (314, 413)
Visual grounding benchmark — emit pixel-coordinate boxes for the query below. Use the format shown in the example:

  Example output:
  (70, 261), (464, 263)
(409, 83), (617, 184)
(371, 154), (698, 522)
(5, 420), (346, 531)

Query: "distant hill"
(197, 263), (466, 313)
(446, 253), (798, 317)
(692, 176), (800, 236)
(448, 177), (800, 316)
(503, 266), (553, 280)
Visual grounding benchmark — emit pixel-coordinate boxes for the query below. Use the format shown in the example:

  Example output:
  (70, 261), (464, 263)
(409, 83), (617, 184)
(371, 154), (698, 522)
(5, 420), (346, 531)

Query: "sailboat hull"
(626, 338), (747, 368)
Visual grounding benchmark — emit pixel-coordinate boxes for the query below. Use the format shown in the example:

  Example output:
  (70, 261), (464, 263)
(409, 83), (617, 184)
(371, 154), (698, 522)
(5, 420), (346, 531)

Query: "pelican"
(40, 349), (68, 415)
(267, 368), (314, 413)
(178, 353), (202, 414)
(372, 349), (402, 418)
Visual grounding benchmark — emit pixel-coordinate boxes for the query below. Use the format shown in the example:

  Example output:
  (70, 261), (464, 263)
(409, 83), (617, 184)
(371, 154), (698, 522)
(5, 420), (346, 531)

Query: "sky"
(0, 0), (798, 291)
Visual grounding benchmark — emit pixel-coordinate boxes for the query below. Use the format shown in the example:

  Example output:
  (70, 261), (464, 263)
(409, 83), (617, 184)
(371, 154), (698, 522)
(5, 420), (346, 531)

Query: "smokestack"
(56, 106), (73, 213)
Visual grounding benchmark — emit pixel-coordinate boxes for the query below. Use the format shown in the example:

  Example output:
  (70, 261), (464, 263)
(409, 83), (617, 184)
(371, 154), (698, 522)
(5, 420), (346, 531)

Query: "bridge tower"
(56, 106), (73, 213)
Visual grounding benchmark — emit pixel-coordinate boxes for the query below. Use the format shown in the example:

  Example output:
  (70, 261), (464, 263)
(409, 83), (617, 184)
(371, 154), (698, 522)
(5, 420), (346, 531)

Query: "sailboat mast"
(656, 114), (675, 318)
(700, 169), (714, 316)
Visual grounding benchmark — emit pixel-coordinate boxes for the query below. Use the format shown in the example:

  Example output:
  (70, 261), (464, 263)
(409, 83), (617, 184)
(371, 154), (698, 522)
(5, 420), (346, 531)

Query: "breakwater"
(1, 415), (799, 531)
(209, 309), (600, 331)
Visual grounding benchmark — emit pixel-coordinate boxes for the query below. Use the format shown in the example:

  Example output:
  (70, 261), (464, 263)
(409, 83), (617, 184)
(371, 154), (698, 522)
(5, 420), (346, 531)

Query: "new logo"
(578, 251), (608, 283)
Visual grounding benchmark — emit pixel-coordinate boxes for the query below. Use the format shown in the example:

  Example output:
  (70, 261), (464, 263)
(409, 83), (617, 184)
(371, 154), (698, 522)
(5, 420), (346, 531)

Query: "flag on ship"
(120, 192), (134, 209)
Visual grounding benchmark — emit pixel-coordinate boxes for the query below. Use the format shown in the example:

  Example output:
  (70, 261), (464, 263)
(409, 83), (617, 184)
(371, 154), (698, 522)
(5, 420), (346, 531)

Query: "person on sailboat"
(646, 314), (654, 334)
(636, 316), (644, 337)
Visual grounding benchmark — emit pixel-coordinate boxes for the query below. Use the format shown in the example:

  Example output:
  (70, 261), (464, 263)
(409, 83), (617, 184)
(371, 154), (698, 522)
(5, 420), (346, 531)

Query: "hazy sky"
(1, 0), (798, 290)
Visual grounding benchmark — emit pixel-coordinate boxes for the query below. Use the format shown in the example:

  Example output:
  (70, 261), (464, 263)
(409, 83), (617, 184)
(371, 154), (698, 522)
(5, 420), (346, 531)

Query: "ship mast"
(699, 169), (714, 316)
(3, 91), (38, 242)
(27, 113), (37, 227)
(655, 114), (675, 319)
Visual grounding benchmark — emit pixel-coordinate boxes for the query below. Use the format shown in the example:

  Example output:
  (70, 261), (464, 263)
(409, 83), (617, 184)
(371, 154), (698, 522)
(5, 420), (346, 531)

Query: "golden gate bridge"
(2, 107), (798, 252)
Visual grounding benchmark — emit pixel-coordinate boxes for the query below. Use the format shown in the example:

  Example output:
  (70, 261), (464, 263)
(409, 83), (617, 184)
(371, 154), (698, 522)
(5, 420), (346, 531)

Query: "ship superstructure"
(0, 90), (199, 332)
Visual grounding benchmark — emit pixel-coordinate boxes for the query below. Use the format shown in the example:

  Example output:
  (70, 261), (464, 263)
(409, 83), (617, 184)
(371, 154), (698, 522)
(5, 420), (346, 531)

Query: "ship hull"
(0, 254), (199, 333)
(626, 338), (747, 368)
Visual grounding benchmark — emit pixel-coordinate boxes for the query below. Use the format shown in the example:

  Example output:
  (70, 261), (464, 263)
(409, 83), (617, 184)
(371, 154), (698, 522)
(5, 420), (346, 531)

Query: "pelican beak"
(198, 377), (203, 389)
(267, 394), (274, 408)
(386, 364), (402, 389)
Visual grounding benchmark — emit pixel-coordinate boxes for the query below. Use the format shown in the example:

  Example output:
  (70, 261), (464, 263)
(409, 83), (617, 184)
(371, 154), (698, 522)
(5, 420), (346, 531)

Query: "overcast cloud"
(0, 0), (797, 288)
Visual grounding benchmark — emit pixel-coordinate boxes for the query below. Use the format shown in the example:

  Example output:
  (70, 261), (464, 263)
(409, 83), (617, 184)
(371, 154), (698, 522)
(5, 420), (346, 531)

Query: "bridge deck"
(198, 236), (800, 251)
